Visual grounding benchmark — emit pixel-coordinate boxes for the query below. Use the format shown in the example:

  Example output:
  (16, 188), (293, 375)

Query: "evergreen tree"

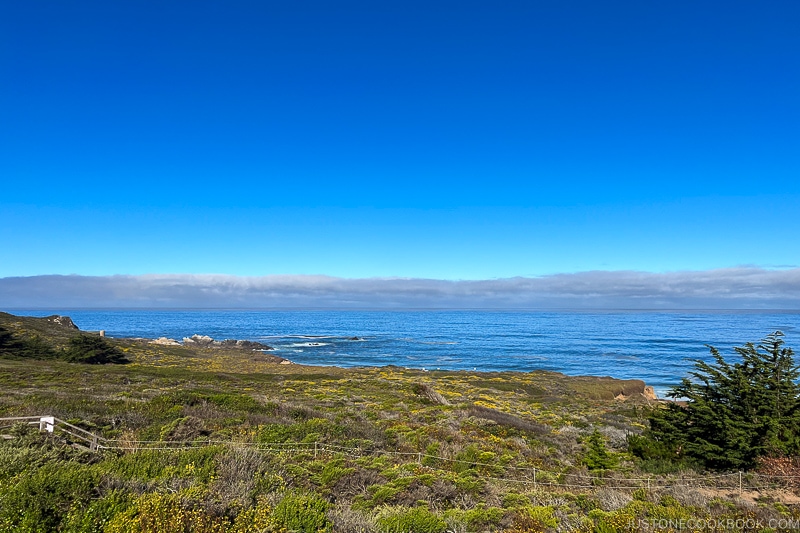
(64, 335), (129, 365)
(737, 333), (800, 457)
(0, 325), (57, 359)
(583, 429), (619, 471)
(637, 332), (800, 471)
(0, 325), (19, 355)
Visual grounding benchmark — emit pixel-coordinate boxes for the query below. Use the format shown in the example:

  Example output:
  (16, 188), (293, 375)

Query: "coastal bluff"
(1, 311), (658, 399)
(0, 312), (288, 365)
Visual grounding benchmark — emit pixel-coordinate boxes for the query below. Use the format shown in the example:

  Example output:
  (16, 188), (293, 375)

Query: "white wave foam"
(288, 342), (331, 348)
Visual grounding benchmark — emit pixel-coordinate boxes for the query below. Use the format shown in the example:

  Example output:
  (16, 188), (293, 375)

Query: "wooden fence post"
(39, 416), (54, 433)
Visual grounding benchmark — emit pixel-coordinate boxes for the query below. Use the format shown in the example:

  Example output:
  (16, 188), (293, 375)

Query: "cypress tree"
(64, 335), (129, 364)
(0, 325), (57, 359)
(0, 325), (19, 355)
(737, 332), (800, 457)
(638, 332), (800, 470)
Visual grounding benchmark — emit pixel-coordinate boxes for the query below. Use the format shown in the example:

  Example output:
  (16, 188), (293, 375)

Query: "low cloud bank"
(1, 268), (799, 309)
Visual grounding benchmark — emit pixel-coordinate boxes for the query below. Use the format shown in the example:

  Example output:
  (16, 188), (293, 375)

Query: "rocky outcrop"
(217, 339), (274, 350)
(181, 334), (273, 351)
(568, 376), (658, 402)
(45, 315), (79, 330)
(150, 337), (181, 346)
(614, 383), (658, 401)
(183, 334), (215, 346)
(412, 382), (450, 405)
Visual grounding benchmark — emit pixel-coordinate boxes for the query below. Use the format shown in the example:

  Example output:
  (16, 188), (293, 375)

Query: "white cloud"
(1, 268), (799, 309)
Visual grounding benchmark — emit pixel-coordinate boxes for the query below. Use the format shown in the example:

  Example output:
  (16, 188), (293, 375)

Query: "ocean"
(9, 309), (800, 396)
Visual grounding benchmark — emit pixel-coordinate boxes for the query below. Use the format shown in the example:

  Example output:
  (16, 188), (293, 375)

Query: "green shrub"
(259, 418), (344, 444)
(588, 508), (635, 533)
(207, 393), (263, 412)
(271, 491), (331, 533)
(375, 505), (447, 533)
(0, 325), (15, 353)
(103, 447), (220, 482)
(582, 430), (619, 471)
(369, 483), (403, 506)
(453, 444), (499, 474)
(159, 416), (210, 441)
(314, 458), (355, 487)
(62, 491), (130, 533)
(421, 442), (440, 466)
(453, 470), (484, 494)
(64, 335), (129, 364)
(229, 497), (273, 532)
(0, 325), (57, 360)
(627, 434), (697, 473)
(593, 521), (618, 533)
(502, 492), (532, 509)
(444, 505), (504, 530)
(0, 462), (99, 532)
(517, 505), (558, 530)
(104, 491), (228, 533)
(19, 335), (59, 359)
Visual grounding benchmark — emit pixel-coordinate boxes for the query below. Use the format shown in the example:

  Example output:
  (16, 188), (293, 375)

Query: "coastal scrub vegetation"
(1, 313), (799, 532)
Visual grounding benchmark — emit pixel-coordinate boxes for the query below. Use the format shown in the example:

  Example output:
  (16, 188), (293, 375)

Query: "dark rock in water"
(45, 315), (79, 330)
(218, 339), (274, 351)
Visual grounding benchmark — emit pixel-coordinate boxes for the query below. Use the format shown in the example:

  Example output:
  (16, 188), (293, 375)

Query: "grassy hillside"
(0, 312), (797, 532)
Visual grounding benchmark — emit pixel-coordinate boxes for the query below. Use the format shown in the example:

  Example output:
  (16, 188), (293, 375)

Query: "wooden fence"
(3, 415), (800, 494)
(0, 415), (104, 451)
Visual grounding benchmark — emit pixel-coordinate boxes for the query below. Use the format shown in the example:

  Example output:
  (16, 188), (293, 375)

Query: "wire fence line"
(3, 415), (800, 494)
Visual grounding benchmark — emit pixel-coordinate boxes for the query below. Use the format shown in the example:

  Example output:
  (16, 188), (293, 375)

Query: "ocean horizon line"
(6, 307), (800, 313)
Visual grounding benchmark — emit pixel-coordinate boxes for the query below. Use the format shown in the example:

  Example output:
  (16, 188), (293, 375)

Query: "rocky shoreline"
(145, 332), (658, 400)
(149, 333), (275, 351)
(2, 312), (662, 393)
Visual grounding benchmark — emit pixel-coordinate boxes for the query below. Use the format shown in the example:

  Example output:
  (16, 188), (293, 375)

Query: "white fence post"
(39, 416), (55, 433)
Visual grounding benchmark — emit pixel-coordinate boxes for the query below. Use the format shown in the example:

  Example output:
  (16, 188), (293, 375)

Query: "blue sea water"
(9, 309), (800, 396)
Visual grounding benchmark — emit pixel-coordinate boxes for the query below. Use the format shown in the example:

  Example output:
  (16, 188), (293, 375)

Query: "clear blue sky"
(2, 1), (799, 280)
